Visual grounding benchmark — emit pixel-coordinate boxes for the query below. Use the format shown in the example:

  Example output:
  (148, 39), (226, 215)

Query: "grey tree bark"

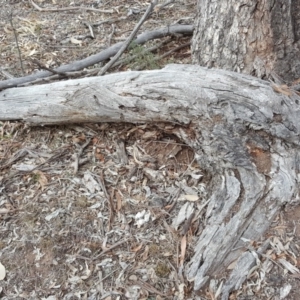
(1, 64), (300, 298)
(188, 0), (300, 297)
(191, 0), (300, 83)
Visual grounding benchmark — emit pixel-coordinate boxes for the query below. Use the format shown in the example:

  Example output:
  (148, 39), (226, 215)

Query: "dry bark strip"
(0, 25), (193, 90)
(1, 64), (300, 298)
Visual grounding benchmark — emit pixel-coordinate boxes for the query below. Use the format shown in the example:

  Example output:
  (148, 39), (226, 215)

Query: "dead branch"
(72, 138), (91, 174)
(98, 0), (158, 76)
(31, 59), (68, 76)
(8, 11), (25, 76)
(83, 22), (95, 39)
(0, 25), (193, 90)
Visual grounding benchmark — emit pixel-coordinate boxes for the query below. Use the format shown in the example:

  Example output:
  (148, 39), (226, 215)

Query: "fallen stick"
(99, 0), (158, 75)
(0, 25), (193, 90)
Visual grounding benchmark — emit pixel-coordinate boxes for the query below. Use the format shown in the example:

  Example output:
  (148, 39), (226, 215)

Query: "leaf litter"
(0, 121), (203, 299)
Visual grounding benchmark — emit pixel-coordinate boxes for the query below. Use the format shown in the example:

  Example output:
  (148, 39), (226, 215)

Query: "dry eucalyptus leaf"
(184, 194), (199, 201)
(227, 259), (238, 270)
(70, 37), (82, 45)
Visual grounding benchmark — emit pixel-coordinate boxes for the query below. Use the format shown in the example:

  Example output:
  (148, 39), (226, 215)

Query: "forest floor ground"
(1, 1), (300, 299)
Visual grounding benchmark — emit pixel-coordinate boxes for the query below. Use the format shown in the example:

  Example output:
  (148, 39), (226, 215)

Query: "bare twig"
(30, 0), (113, 13)
(92, 238), (129, 260)
(97, 170), (109, 200)
(83, 22), (95, 39)
(98, 0), (158, 76)
(73, 138), (91, 174)
(0, 25), (193, 90)
(108, 24), (116, 46)
(46, 39), (173, 77)
(97, 170), (115, 230)
(9, 12), (25, 76)
(31, 59), (68, 77)
(108, 188), (115, 230)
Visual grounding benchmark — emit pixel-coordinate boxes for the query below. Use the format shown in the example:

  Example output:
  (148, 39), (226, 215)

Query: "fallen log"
(1, 64), (299, 298)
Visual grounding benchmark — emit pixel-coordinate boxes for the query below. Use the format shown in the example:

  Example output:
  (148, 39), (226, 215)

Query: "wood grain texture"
(1, 64), (300, 298)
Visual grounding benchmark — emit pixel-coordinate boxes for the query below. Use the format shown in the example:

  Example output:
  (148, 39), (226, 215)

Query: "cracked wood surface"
(1, 64), (299, 298)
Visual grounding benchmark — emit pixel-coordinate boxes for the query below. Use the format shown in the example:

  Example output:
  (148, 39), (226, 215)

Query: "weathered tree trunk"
(188, 1), (300, 297)
(1, 64), (300, 298)
(191, 0), (300, 83)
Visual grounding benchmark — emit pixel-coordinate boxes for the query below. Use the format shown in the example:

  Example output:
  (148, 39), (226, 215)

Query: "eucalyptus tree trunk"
(191, 0), (300, 83)
(187, 0), (300, 298)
